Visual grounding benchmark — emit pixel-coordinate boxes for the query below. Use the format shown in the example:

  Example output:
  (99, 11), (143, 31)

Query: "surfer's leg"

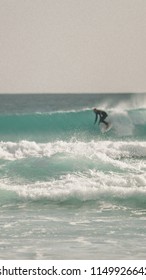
(100, 115), (108, 126)
(102, 120), (109, 127)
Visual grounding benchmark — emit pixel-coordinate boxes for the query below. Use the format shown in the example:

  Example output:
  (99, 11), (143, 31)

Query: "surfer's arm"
(98, 112), (102, 124)
(94, 113), (98, 124)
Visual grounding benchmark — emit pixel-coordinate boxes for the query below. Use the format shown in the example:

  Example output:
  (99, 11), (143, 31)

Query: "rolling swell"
(0, 108), (146, 141)
(0, 110), (91, 137)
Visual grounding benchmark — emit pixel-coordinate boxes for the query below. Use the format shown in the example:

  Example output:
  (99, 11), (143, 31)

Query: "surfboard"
(100, 122), (112, 133)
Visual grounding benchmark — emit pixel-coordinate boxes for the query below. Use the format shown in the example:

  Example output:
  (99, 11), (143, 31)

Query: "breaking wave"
(0, 107), (146, 141)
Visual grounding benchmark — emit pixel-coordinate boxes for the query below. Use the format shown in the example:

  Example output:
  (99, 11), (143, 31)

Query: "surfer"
(93, 108), (109, 128)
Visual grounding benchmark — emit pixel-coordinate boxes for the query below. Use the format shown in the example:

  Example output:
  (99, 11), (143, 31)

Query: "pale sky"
(0, 0), (146, 93)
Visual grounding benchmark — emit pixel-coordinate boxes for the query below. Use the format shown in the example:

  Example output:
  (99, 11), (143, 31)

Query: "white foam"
(1, 169), (146, 202)
(0, 140), (146, 164)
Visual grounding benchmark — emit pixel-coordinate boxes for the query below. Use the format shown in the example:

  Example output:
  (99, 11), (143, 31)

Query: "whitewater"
(0, 93), (146, 260)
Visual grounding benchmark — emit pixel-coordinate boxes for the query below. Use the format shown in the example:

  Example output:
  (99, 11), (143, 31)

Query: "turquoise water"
(0, 93), (146, 259)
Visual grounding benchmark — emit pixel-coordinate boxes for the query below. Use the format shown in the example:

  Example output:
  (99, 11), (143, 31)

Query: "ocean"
(0, 93), (146, 260)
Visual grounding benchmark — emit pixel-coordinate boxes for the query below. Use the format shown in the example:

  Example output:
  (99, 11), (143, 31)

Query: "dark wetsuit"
(94, 110), (108, 126)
